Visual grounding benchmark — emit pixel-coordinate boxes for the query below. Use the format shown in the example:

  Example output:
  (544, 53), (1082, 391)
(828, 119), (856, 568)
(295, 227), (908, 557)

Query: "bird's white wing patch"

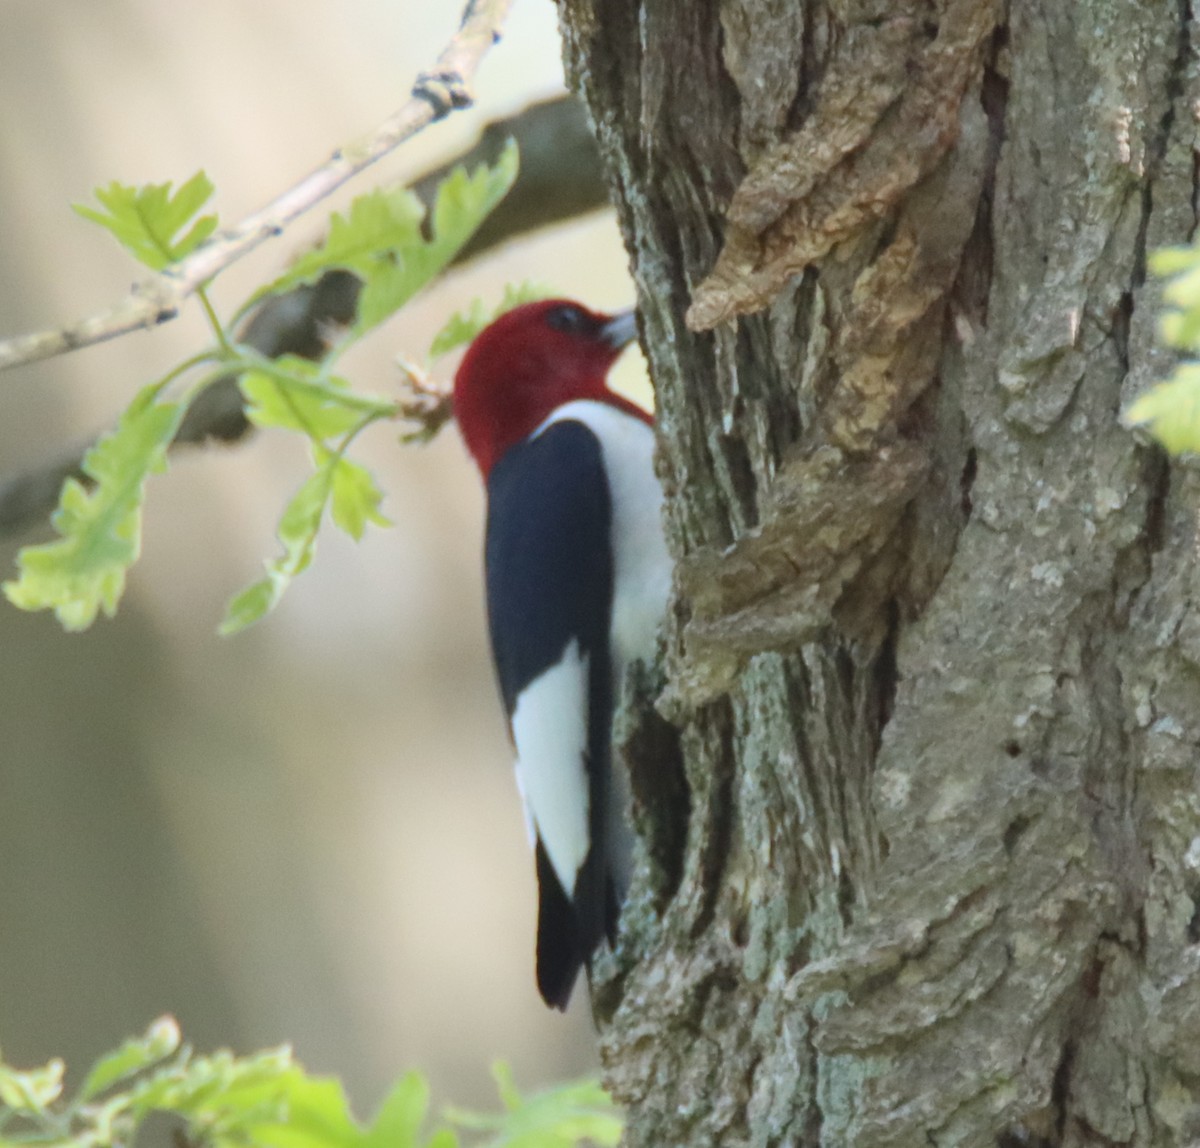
(511, 639), (590, 896)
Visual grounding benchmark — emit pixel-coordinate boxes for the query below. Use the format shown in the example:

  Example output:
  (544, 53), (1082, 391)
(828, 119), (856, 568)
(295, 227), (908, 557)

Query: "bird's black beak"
(599, 309), (638, 350)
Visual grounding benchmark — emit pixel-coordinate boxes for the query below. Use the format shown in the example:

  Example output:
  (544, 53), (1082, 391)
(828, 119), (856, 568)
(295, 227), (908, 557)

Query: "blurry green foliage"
(446, 1064), (621, 1148)
(1124, 242), (1200, 454)
(5, 143), (520, 633)
(0, 1019), (621, 1148)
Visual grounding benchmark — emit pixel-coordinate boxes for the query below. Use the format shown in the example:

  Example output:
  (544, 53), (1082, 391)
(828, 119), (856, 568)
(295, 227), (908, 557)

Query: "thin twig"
(396, 357), (454, 444)
(0, 0), (513, 374)
(0, 94), (609, 543)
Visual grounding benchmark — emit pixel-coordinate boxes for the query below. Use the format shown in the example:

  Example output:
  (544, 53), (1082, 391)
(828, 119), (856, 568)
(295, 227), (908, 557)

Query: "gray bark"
(560, 1), (1200, 1145)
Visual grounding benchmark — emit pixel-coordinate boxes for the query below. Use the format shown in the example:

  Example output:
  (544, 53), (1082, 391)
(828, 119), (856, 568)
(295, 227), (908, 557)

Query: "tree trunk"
(558, 1), (1200, 1144)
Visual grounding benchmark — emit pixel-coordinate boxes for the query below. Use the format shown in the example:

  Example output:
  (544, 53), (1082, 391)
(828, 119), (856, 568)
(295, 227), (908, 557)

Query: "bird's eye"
(544, 305), (591, 335)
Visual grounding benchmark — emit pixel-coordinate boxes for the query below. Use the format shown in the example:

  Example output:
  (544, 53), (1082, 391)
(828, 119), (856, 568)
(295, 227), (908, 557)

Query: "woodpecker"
(454, 299), (671, 1010)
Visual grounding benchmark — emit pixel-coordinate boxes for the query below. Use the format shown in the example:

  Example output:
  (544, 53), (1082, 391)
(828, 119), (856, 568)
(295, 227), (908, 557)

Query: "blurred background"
(0, 0), (640, 1112)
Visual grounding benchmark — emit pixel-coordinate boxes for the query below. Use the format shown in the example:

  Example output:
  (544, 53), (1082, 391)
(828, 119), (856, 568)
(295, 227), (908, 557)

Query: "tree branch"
(0, 94), (607, 543)
(0, 0), (513, 374)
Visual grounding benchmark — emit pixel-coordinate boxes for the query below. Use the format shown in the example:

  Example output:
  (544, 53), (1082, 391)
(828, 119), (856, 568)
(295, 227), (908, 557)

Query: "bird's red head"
(453, 299), (648, 476)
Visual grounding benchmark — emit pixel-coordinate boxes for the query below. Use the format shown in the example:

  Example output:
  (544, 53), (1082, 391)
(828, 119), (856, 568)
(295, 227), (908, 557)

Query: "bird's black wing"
(484, 418), (615, 1009)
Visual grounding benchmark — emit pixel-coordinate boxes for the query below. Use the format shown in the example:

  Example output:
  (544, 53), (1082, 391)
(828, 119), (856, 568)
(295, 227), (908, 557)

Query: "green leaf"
(219, 578), (280, 638)
(245, 189), (426, 310)
(219, 464), (335, 635)
(73, 172), (217, 270)
(424, 1132), (460, 1148)
(1161, 262), (1200, 312)
(4, 384), (186, 629)
(219, 442), (389, 634)
(0, 1059), (65, 1113)
(1148, 244), (1200, 277)
(493, 1062), (522, 1112)
(253, 1072), (364, 1148)
(128, 1045), (291, 1115)
(78, 1017), (181, 1102)
(428, 298), (489, 360)
(446, 1065), (622, 1148)
(1151, 239), (1200, 354)
(356, 142), (519, 336)
(428, 282), (556, 360)
(1160, 305), (1200, 355)
(240, 357), (396, 440)
(120, 1047), (302, 1148)
(1122, 363), (1200, 455)
(362, 1074), (433, 1148)
(328, 455), (390, 541)
(241, 142), (517, 346)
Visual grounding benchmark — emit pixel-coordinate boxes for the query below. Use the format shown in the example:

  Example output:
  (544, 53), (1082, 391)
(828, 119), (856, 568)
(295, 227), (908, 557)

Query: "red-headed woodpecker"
(454, 299), (671, 1010)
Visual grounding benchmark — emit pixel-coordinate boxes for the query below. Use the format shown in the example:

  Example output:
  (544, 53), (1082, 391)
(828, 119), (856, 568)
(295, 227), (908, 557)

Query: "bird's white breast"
(535, 399), (672, 674)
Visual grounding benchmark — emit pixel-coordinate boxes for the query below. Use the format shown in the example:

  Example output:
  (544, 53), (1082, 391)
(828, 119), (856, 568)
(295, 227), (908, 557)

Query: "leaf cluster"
(0, 1019), (621, 1148)
(1124, 244), (1200, 454)
(72, 174), (218, 270)
(5, 143), (521, 633)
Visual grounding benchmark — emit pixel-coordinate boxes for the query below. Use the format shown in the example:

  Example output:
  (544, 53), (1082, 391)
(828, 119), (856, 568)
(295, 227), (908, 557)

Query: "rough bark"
(560, 1), (1200, 1144)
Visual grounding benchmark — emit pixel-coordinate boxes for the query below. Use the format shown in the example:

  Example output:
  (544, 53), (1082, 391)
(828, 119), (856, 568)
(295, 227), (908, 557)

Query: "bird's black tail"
(535, 836), (624, 1011)
(534, 839), (584, 1010)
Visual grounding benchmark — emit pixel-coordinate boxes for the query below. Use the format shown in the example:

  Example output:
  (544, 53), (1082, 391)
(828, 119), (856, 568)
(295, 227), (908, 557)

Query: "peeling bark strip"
(562, 0), (1200, 1145)
(665, 441), (928, 712)
(687, 0), (1001, 331)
